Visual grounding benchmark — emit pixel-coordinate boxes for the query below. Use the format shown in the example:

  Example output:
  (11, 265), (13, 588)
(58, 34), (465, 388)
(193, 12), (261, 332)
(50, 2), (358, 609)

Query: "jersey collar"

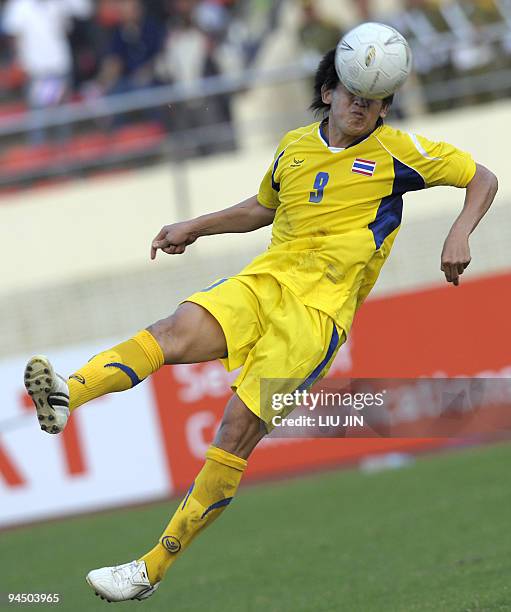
(318, 118), (383, 153)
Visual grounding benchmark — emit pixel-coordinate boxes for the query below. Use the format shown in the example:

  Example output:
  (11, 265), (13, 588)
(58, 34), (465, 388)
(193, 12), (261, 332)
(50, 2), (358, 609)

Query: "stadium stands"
(1, 0), (511, 193)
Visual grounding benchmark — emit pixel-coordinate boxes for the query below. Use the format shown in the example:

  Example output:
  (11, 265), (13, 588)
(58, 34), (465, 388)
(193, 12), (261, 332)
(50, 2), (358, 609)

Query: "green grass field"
(2, 442), (511, 612)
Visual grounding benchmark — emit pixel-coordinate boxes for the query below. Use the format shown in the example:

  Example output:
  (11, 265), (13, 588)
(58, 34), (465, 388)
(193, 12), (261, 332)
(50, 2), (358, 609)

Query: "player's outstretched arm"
(440, 163), (498, 286)
(150, 195), (275, 259)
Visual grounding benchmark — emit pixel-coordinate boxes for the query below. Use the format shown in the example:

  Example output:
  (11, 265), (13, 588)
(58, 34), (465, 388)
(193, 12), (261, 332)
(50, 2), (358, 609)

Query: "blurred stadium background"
(1, 1), (510, 610)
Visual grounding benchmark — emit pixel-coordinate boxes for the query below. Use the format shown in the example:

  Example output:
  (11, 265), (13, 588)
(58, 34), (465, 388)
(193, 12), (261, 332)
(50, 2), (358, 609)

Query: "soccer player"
(24, 48), (497, 602)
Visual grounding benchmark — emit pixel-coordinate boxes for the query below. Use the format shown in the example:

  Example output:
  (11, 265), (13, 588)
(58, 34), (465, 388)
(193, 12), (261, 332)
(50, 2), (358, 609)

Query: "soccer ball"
(335, 22), (412, 100)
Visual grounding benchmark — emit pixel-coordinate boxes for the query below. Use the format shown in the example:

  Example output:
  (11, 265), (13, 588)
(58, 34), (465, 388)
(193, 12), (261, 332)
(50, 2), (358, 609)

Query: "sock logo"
(69, 374), (85, 385)
(161, 536), (181, 554)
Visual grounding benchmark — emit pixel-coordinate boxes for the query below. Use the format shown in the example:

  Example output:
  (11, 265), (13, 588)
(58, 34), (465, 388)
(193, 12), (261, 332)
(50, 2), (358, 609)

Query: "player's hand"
(440, 231), (471, 286)
(150, 222), (198, 259)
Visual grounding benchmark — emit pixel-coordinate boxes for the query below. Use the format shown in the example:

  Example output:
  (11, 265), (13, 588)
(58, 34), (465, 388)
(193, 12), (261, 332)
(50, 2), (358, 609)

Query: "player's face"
(322, 83), (389, 138)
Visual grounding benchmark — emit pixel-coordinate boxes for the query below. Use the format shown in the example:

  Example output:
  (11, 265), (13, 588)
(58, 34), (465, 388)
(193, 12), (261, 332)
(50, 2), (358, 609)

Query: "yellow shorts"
(186, 274), (345, 431)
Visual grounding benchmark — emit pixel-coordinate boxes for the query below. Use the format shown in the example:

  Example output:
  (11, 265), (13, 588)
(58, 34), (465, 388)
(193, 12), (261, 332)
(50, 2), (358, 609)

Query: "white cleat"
(86, 560), (160, 602)
(24, 355), (69, 434)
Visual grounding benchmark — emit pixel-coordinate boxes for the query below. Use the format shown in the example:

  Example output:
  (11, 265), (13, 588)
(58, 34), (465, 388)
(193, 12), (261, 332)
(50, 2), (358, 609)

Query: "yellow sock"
(68, 330), (164, 411)
(140, 446), (247, 584)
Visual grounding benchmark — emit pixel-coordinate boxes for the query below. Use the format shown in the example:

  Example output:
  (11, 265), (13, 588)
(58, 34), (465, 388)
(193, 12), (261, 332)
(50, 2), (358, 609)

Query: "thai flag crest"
(352, 158), (376, 177)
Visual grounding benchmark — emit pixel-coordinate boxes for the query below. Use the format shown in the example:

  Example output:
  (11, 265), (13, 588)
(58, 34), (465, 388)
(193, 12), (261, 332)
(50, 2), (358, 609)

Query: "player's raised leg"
(23, 302), (228, 434)
(86, 394), (264, 602)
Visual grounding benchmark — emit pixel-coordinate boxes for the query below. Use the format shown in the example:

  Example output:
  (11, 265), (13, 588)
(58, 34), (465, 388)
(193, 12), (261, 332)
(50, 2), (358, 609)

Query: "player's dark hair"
(310, 48), (394, 116)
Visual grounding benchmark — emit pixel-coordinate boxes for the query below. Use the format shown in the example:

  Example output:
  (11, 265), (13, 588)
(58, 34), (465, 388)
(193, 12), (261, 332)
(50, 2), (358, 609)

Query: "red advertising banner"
(350, 272), (511, 378)
(150, 272), (511, 492)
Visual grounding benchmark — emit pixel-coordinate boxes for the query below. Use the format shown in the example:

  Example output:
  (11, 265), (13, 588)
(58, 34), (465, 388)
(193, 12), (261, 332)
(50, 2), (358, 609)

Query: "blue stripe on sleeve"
(201, 278), (229, 292)
(369, 157), (425, 249)
(271, 150), (285, 192)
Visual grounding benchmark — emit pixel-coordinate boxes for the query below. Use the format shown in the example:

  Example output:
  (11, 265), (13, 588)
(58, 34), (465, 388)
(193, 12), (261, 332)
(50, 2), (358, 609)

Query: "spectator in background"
(356, 0), (373, 21)
(2, 0), (92, 144)
(443, 0), (501, 105)
(144, 0), (171, 22)
(393, 0), (505, 112)
(156, 0), (239, 157)
(298, 0), (342, 56)
(68, 9), (104, 90)
(392, 0), (456, 112)
(95, 0), (165, 96)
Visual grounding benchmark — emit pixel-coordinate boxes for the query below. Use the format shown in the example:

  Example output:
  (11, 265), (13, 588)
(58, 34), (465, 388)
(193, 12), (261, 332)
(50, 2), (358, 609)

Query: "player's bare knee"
(147, 314), (189, 364)
(148, 302), (228, 364)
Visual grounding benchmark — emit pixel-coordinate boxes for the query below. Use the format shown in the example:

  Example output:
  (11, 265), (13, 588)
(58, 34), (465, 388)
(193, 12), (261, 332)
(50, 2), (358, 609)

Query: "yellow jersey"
(238, 121), (476, 333)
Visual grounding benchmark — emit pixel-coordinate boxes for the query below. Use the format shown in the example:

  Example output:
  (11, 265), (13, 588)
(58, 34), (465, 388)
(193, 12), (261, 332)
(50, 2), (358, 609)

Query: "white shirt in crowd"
(2, 0), (92, 78)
